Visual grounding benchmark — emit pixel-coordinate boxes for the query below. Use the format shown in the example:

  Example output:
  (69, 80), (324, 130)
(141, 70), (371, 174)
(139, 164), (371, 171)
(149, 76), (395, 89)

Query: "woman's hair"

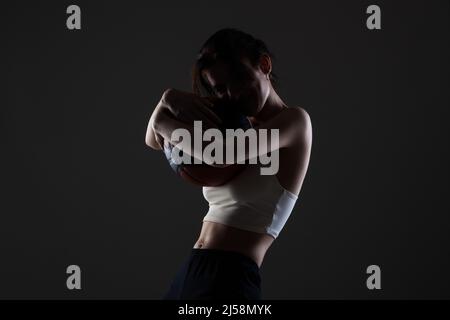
(192, 28), (279, 97)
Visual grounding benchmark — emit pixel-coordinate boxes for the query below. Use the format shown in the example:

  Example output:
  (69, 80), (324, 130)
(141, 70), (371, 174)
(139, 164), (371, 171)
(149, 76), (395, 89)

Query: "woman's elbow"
(145, 130), (162, 150)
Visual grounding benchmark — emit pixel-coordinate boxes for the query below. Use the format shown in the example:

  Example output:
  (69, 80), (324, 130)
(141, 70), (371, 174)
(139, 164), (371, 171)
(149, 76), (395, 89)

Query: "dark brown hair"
(192, 28), (279, 97)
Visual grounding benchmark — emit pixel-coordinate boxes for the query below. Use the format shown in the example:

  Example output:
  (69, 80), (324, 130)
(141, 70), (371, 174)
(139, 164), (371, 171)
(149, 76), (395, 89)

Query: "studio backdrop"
(1, 0), (449, 299)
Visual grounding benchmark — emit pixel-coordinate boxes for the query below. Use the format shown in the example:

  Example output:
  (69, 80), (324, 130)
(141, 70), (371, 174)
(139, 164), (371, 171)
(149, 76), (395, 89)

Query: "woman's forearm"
(153, 108), (228, 167)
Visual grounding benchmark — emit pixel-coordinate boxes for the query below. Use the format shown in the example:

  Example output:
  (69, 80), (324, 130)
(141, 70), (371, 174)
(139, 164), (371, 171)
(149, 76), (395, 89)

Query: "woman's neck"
(251, 87), (287, 124)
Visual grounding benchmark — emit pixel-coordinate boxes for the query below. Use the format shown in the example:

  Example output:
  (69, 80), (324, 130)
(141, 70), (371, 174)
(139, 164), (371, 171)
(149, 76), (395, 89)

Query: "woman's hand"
(161, 88), (223, 129)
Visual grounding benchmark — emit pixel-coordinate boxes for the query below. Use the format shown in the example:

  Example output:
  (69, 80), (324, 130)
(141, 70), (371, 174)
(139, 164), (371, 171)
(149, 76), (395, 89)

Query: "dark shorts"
(163, 248), (262, 300)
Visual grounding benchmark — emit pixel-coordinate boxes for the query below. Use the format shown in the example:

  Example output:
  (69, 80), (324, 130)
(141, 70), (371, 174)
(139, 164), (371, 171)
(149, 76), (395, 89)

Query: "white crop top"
(202, 164), (298, 239)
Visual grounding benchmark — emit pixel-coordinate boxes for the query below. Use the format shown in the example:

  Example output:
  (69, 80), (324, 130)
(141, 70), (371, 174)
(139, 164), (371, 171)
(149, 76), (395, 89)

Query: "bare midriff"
(193, 221), (275, 268)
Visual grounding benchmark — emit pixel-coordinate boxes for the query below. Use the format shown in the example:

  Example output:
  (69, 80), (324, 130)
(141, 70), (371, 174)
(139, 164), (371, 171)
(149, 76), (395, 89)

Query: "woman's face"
(201, 56), (271, 116)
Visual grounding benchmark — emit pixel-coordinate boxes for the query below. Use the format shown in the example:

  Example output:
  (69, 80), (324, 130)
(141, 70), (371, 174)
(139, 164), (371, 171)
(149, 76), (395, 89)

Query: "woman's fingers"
(161, 88), (223, 127)
(180, 96), (222, 127)
(195, 97), (223, 126)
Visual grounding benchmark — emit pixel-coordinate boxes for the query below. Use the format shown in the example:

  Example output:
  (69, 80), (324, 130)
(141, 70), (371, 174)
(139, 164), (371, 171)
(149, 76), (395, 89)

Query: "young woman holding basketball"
(145, 28), (312, 300)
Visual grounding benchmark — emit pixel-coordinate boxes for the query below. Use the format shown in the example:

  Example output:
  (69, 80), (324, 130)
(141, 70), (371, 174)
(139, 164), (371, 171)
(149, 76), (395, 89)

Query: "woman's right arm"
(145, 100), (164, 150)
(145, 89), (174, 150)
(145, 88), (221, 151)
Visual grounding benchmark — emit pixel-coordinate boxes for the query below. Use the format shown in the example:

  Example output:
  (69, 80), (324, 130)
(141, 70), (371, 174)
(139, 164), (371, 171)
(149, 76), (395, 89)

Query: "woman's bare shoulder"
(286, 105), (310, 118)
(253, 105), (312, 137)
(284, 106), (312, 128)
(284, 106), (313, 149)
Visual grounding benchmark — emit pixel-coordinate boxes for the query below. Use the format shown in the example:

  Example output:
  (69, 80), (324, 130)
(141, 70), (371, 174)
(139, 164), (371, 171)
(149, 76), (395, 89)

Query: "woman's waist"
(194, 221), (274, 267)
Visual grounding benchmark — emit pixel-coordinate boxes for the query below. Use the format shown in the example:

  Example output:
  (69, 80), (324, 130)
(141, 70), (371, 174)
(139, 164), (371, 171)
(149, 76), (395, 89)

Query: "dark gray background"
(1, 0), (449, 299)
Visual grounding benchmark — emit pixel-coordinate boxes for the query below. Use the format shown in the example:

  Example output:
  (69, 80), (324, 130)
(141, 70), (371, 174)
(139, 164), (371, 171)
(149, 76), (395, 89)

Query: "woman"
(145, 28), (312, 300)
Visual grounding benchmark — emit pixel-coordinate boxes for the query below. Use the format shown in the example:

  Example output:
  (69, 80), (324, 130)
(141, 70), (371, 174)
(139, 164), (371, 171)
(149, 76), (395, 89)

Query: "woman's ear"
(259, 54), (272, 75)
